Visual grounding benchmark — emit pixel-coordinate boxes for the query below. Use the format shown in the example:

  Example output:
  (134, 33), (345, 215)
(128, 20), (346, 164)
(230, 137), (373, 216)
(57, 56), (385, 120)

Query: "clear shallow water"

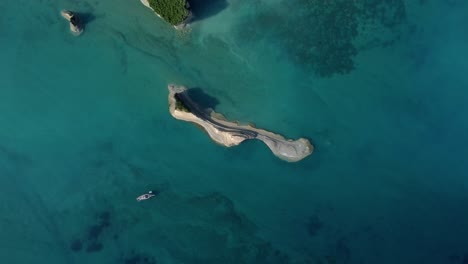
(1, 0), (468, 263)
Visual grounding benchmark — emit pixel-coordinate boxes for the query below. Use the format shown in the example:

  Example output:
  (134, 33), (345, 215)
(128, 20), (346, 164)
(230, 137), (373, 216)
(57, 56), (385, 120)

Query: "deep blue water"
(1, 0), (468, 263)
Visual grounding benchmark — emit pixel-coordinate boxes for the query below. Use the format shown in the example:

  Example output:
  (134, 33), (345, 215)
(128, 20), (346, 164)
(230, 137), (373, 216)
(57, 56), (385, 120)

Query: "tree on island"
(148, 0), (190, 25)
(174, 94), (190, 112)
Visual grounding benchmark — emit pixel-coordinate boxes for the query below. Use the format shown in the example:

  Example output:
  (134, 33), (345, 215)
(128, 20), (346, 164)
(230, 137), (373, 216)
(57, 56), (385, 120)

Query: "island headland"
(140, 0), (193, 29)
(168, 84), (314, 162)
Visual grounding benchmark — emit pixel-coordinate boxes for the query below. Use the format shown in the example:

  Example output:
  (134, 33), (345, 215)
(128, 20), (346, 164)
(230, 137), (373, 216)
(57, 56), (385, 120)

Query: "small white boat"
(136, 191), (156, 202)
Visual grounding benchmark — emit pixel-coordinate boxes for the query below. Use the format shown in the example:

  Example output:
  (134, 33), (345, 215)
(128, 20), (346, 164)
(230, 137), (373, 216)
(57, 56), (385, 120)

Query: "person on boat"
(136, 190), (157, 201)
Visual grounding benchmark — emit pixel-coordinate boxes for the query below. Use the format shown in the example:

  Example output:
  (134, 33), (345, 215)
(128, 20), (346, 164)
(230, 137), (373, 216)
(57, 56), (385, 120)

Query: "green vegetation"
(148, 0), (190, 25)
(174, 95), (190, 112)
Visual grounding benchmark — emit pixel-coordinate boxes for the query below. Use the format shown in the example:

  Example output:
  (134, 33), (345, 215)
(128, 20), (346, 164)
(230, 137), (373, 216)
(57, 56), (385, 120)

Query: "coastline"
(168, 85), (313, 162)
(139, 0), (192, 29)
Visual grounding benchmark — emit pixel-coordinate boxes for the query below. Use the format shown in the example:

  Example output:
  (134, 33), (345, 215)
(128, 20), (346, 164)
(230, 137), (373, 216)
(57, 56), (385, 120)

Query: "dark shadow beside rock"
(186, 87), (220, 111)
(76, 12), (96, 25)
(189, 0), (228, 21)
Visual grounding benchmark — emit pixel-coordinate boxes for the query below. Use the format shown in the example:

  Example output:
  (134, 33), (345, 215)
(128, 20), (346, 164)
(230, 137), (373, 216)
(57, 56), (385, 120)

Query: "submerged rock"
(69, 239), (82, 252)
(85, 242), (103, 253)
(307, 215), (324, 237)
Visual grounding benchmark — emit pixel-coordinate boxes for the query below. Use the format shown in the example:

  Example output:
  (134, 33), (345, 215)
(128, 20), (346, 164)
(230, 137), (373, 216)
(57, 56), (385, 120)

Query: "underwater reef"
(237, 0), (407, 77)
(69, 211), (111, 253)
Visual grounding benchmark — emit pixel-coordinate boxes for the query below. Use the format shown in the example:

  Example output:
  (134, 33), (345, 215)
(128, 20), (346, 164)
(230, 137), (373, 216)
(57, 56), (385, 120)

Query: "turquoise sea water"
(1, 0), (468, 263)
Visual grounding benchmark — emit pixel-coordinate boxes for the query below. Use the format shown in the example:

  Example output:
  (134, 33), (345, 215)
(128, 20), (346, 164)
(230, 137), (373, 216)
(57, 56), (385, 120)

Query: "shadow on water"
(186, 87), (220, 110)
(189, 0), (228, 21)
(76, 12), (96, 25)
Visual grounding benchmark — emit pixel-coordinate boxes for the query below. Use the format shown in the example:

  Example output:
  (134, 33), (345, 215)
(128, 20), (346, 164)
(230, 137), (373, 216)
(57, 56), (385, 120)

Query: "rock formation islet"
(61, 10), (83, 36)
(168, 84), (314, 162)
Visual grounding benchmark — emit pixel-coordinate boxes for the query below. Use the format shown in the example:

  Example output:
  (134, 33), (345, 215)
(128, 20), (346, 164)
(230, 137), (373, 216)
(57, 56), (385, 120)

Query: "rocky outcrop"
(168, 84), (313, 162)
(60, 10), (83, 36)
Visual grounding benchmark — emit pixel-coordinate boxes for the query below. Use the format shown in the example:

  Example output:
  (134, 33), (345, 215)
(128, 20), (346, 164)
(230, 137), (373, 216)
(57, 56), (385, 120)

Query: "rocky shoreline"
(140, 0), (193, 29)
(168, 85), (313, 162)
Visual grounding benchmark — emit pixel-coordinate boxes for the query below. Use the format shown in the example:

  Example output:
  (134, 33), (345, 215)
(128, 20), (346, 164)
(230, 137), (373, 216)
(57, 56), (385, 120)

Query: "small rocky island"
(168, 85), (314, 162)
(60, 10), (83, 36)
(140, 0), (192, 29)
